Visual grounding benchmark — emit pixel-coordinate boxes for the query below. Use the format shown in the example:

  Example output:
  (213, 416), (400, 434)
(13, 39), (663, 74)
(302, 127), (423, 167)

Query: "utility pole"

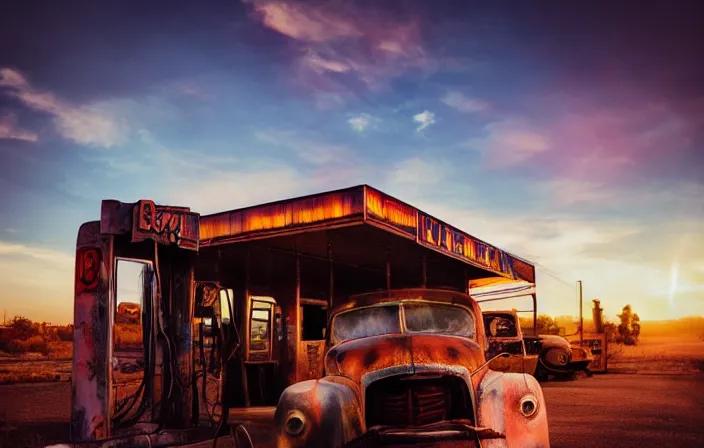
(578, 280), (584, 345)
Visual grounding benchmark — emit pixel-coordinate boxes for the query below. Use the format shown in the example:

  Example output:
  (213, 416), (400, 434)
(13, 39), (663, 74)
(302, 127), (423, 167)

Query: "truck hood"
(325, 333), (485, 384)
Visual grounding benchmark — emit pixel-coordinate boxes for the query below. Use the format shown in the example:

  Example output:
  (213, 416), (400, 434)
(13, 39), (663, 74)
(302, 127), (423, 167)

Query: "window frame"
(248, 298), (274, 355)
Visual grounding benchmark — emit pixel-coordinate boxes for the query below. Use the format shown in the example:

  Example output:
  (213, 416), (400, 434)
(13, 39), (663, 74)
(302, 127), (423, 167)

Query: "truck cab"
(482, 310), (539, 376)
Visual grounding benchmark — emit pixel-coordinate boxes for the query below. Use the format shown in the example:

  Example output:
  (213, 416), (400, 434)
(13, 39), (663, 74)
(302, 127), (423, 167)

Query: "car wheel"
(534, 365), (549, 382)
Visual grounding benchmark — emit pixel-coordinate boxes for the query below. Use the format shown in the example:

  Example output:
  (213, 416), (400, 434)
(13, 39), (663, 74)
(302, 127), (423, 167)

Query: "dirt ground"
(607, 335), (704, 373)
(2, 373), (704, 448)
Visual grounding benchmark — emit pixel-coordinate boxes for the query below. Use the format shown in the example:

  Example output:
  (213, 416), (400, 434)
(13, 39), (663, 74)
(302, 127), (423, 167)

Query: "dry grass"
(608, 335), (704, 373)
(46, 341), (72, 360)
(114, 323), (143, 348)
(0, 360), (72, 385)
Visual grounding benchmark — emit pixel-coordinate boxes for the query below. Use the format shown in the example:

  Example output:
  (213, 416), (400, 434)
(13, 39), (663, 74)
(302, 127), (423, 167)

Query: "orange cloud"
(244, 0), (433, 97)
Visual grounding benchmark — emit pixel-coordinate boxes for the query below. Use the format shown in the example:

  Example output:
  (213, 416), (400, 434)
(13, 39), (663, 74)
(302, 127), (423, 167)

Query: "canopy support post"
(240, 250), (251, 407)
(421, 254), (427, 289)
(386, 246), (391, 293)
(532, 292), (538, 336)
(327, 234), (334, 311)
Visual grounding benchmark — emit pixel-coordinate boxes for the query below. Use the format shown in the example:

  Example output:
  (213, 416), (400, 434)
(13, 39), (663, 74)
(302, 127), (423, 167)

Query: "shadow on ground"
(0, 422), (68, 448)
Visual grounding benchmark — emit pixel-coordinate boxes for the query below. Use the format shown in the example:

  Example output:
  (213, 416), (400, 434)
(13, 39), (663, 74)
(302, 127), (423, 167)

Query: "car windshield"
(331, 304), (401, 344)
(404, 303), (475, 338)
(331, 302), (475, 344)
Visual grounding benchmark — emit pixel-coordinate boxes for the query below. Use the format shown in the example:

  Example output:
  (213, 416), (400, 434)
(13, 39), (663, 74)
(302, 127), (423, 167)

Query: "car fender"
(476, 370), (550, 448)
(274, 376), (364, 448)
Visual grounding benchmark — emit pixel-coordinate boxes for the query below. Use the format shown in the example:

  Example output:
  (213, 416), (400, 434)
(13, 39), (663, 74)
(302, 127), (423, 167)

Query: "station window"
(301, 304), (327, 341)
(250, 299), (273, 352)
(219, 288), (234, 324)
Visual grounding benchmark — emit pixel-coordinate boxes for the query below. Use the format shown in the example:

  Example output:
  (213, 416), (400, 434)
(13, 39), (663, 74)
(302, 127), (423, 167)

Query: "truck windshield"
(331, 302), (475, 344)
(404, 303), (475, 338)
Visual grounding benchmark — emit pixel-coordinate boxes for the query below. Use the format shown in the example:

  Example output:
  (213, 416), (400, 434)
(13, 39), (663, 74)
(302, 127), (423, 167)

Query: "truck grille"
(365, 375), (470, 428)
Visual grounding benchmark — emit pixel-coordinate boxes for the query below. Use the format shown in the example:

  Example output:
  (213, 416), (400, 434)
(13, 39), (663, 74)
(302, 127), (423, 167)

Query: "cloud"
(385, 157), (443, 187)
(4, 228), (17, 234)
(253, 128), (359, 168)
(245, 0), (432, 96)
(0, 114), (38, 142)
(347, 113), (379, 133)
(468, 120), (550, 168)
(497, 94), (703, 185)
(540, 179), (612, 206)
(413, 110), (436, 132)
(441, 91), (489, 113)
(0, 68), (129, 148)
(376, 156), (704, 320)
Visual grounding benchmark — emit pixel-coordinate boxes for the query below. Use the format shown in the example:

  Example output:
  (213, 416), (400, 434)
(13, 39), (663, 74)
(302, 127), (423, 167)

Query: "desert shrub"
(57, 325), (74, 341)
(536, 315), (561, 335)
(0, 330), (12, 351)
(613, 305), (641, 345)
(26, 335), (49, 354)
(10, 316), (38, 340)
(5, 339), (27, 354)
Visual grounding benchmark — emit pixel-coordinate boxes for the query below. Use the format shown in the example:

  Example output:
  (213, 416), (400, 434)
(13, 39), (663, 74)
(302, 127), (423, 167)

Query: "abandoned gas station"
(71, 184), (540, 444)
(191, 185), (537, 408)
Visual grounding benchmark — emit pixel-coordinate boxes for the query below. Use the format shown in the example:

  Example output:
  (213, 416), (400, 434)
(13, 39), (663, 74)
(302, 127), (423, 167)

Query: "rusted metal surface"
(71, 199), (202, 444)
(100, 199), (200, 251)
(482, 310), (539, 376)
(132, 200), (200, 250)
(567, 332), (607, 373)
(199, 187), (366, 242)
(476, 371), (550, 448)
(365, 186), (417, 237)
(272, 289), (549, 448)
(71, 221), (113, 442)
(417, 212), (528, 282)
(197, 185), (534, 283)
(274, 375), (364, 448)
(297, 340), (325, 382)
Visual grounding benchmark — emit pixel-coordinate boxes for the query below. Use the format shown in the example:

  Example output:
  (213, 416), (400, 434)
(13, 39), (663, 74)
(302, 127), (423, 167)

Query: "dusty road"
(541, 373), (704, 448)
(1, 374), (703, 447)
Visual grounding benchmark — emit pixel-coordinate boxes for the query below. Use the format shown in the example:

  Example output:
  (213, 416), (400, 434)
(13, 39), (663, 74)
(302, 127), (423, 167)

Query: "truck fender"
(274, 376), (364, 448)
(476, 370), (550, 448)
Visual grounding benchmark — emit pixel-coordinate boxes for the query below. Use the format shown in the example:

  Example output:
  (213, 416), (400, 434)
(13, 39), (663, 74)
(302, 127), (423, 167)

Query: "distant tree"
(616, 305), (641, 345)
(57, 325), (74, 342)
(9, 316), (37, 340)
(535, 314), (561, 335)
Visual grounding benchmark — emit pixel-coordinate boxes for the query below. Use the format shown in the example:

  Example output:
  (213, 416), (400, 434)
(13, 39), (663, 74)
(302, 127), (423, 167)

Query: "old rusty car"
(523, 334), (593, 381)
(272, 289), (550, 448)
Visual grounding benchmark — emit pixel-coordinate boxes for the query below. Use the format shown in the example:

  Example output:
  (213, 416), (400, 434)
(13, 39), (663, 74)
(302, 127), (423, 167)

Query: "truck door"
(297, 298), (328, 382)
(71, 199), (200, 443)
(483, 311), (537, 375)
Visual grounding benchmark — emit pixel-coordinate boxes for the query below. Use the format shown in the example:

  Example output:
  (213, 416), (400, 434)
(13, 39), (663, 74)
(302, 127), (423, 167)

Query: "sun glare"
(667, 261), (679, 319)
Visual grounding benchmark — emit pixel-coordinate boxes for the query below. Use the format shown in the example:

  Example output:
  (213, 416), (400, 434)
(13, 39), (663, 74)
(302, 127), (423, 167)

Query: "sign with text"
(132, 200), (200, 250)
(417, 212), (523, 280)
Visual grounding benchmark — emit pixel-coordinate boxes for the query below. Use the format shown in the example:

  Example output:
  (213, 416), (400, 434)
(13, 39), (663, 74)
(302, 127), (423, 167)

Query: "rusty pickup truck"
(264, 289), (550, 448)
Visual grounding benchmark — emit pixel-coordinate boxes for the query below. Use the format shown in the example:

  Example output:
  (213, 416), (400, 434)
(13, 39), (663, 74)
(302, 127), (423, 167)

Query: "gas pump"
(69, 199), (202, 445)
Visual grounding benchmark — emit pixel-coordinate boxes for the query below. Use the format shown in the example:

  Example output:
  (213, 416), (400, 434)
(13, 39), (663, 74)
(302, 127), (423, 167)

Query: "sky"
(0, 0), (703, 324)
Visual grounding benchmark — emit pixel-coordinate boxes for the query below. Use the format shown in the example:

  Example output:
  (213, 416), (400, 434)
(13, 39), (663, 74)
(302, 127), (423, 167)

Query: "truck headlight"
(519, 395), (539, 418)
(284, 411), (307, 436)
